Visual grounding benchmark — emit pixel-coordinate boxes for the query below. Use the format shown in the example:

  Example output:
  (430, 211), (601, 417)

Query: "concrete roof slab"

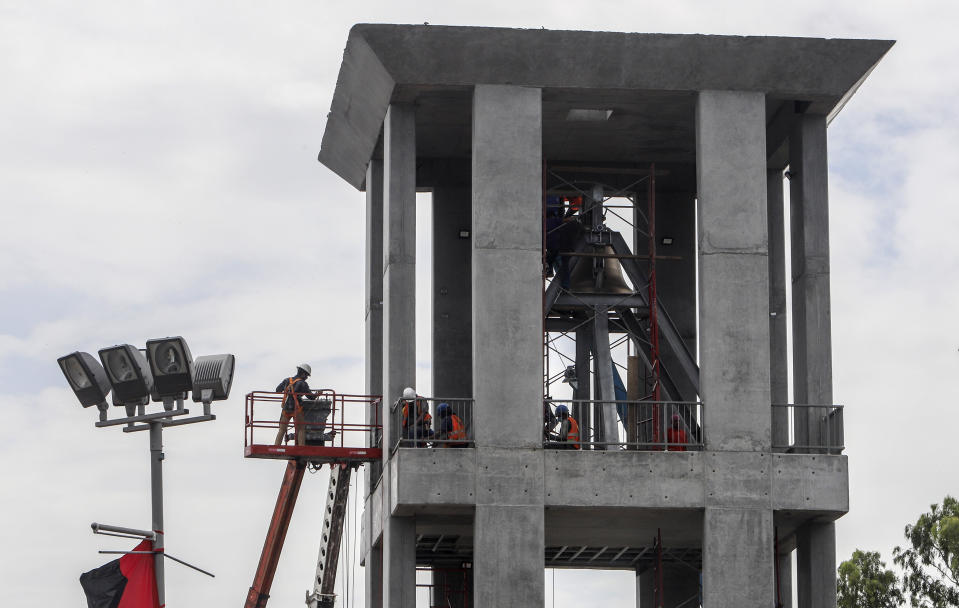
(320, 24), (893, 188)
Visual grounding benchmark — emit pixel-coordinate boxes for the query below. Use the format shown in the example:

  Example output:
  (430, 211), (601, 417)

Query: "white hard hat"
(402, 387), (416, 400)
(297, 363), (312, 376)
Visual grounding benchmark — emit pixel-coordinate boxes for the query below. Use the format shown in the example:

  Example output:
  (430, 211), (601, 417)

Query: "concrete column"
(382, 516), (416, 608)
(381, 104), (418, 608)
(382, 103), (417, 435)
(432, 186), (472, 398)
(696, 90), (775, 607)
(366, 159), (385, 487)
(471, 84), (543, 448)
(695, 90), (772, 451)
(797, 522), (836, 608)
(703, 507), (775, 607)
(474, 505), (544, 608)
(767, 169), (789, 448)
(365, 542), (383, 608)
(778, 549), (794, 608)
(789, 114), (832, 447)
(471, 84), (545, 608)
(637, 564), (700, 608)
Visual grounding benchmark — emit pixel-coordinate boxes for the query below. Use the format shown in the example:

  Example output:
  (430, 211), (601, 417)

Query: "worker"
(400, 387), (427, 445)
(273, 363), (317, 446)
(434, 402), (467, 447)
(666, 414), (688, 451)
(544, 195), (576, 288)
(551, 404), (580, 449)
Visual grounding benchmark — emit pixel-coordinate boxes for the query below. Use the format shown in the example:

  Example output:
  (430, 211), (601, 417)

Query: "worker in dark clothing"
(434, 402), (467, 447)
(274, 363), (318, 446)
(545, 195), (578, 289)
(549, 404), (581, 449)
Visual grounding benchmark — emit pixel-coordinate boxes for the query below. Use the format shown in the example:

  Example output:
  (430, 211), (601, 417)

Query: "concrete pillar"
(471, 84), (543, 449)
(365, 159), (385, 481)
(381, 103), (418, 608)
(777, 549), (794, 608)
(767, 169), (789, 448)
(695, 89), (772, 452)
(471, 84), (545, 608)
(432, 186), (472, 398)
(696, 90), (775, 607)
(474, 505), (544, 608)
(382, 103), (417, 437)
(382, 516), (416, 608)
(637, 564), (700, 608)
(704, 508), (775, 607)
(789, 113), (832, 450)
(797, 522), (836, 608)
(365, 542), (383, 608)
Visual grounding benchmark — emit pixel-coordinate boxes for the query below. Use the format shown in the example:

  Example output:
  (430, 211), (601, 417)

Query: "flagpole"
(150, 420), (165, 606)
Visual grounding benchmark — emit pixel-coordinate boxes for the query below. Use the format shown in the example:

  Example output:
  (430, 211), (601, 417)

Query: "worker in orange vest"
(553, 404), (581, 449)
(400, 387), (429, 445)
(666, 414), (688, 451)
(434, 402), (467, 447)
(274, 363), (318, 446)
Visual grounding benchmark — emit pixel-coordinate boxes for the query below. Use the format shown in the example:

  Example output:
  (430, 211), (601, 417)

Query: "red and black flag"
(80, 539), (160, 608)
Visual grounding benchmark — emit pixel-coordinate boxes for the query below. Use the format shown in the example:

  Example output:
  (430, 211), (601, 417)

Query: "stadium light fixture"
(145, 337), (194, 401)
(98, 345), (154, 407)
(191, 354), (235, 408)
(58, 352), (112, 414)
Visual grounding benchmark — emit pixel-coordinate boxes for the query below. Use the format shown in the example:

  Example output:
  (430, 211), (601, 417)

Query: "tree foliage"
(893, 495), (959, 608)
(838, 549), (904, 608)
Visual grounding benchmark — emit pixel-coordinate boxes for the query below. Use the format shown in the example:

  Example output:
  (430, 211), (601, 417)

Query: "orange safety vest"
(401, 398), (425, 427)
(449, 414), (466, 441)
(566, 416), (580, 449)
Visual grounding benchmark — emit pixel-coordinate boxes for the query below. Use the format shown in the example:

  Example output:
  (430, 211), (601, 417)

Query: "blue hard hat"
(555, 404), (569, 416)
(437, 402), (451, 415)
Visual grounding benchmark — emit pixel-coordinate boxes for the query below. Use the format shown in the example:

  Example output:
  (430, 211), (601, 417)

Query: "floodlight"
(191, 354), (235, 403)
(57, 352), (112, 408)
(561, 365), (579, 391)
(98, 345), (154, 406)
(145, 337), (194, 399)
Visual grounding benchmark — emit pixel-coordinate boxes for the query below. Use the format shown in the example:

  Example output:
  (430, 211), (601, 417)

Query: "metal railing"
(244, 390), (381, 451)
(543, 399), (704, 451)
(390, 397), (474, 450)
(771, 404), (844, 454)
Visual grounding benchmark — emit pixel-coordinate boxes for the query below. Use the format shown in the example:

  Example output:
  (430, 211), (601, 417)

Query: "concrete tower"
(318, 25), (892, 608)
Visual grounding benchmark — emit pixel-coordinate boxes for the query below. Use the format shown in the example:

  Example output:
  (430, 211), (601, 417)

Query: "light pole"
(59, 337), (234, 604)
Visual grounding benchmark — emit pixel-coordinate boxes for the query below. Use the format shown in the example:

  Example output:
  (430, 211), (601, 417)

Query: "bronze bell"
(567, 247), (633, 294)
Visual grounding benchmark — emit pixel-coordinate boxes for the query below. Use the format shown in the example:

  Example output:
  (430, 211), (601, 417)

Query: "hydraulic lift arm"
(245, 460), (307, 608)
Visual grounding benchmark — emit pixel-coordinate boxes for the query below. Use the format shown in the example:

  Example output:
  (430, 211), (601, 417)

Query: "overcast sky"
(1, 1), (957, 606)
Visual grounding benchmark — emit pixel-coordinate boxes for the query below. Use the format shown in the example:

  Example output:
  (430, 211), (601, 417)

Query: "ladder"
(306, 465), (353, 608)
(244, 461), (354, 608)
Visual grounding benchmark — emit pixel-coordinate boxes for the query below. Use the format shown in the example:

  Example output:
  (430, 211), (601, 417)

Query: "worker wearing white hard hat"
(399, 386), (427, 445)
(273, 363), (318, 446)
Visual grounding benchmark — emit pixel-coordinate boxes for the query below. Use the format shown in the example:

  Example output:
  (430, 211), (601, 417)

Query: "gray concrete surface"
(471, 85), (542, 449)
(768, 168), (790, 446)
(382, 515), (416, 608)
(703, 507), (775, 606)
(320, 26), (893, 188)
(696, 90), (771, 452)
(797, 521), (837, 608)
